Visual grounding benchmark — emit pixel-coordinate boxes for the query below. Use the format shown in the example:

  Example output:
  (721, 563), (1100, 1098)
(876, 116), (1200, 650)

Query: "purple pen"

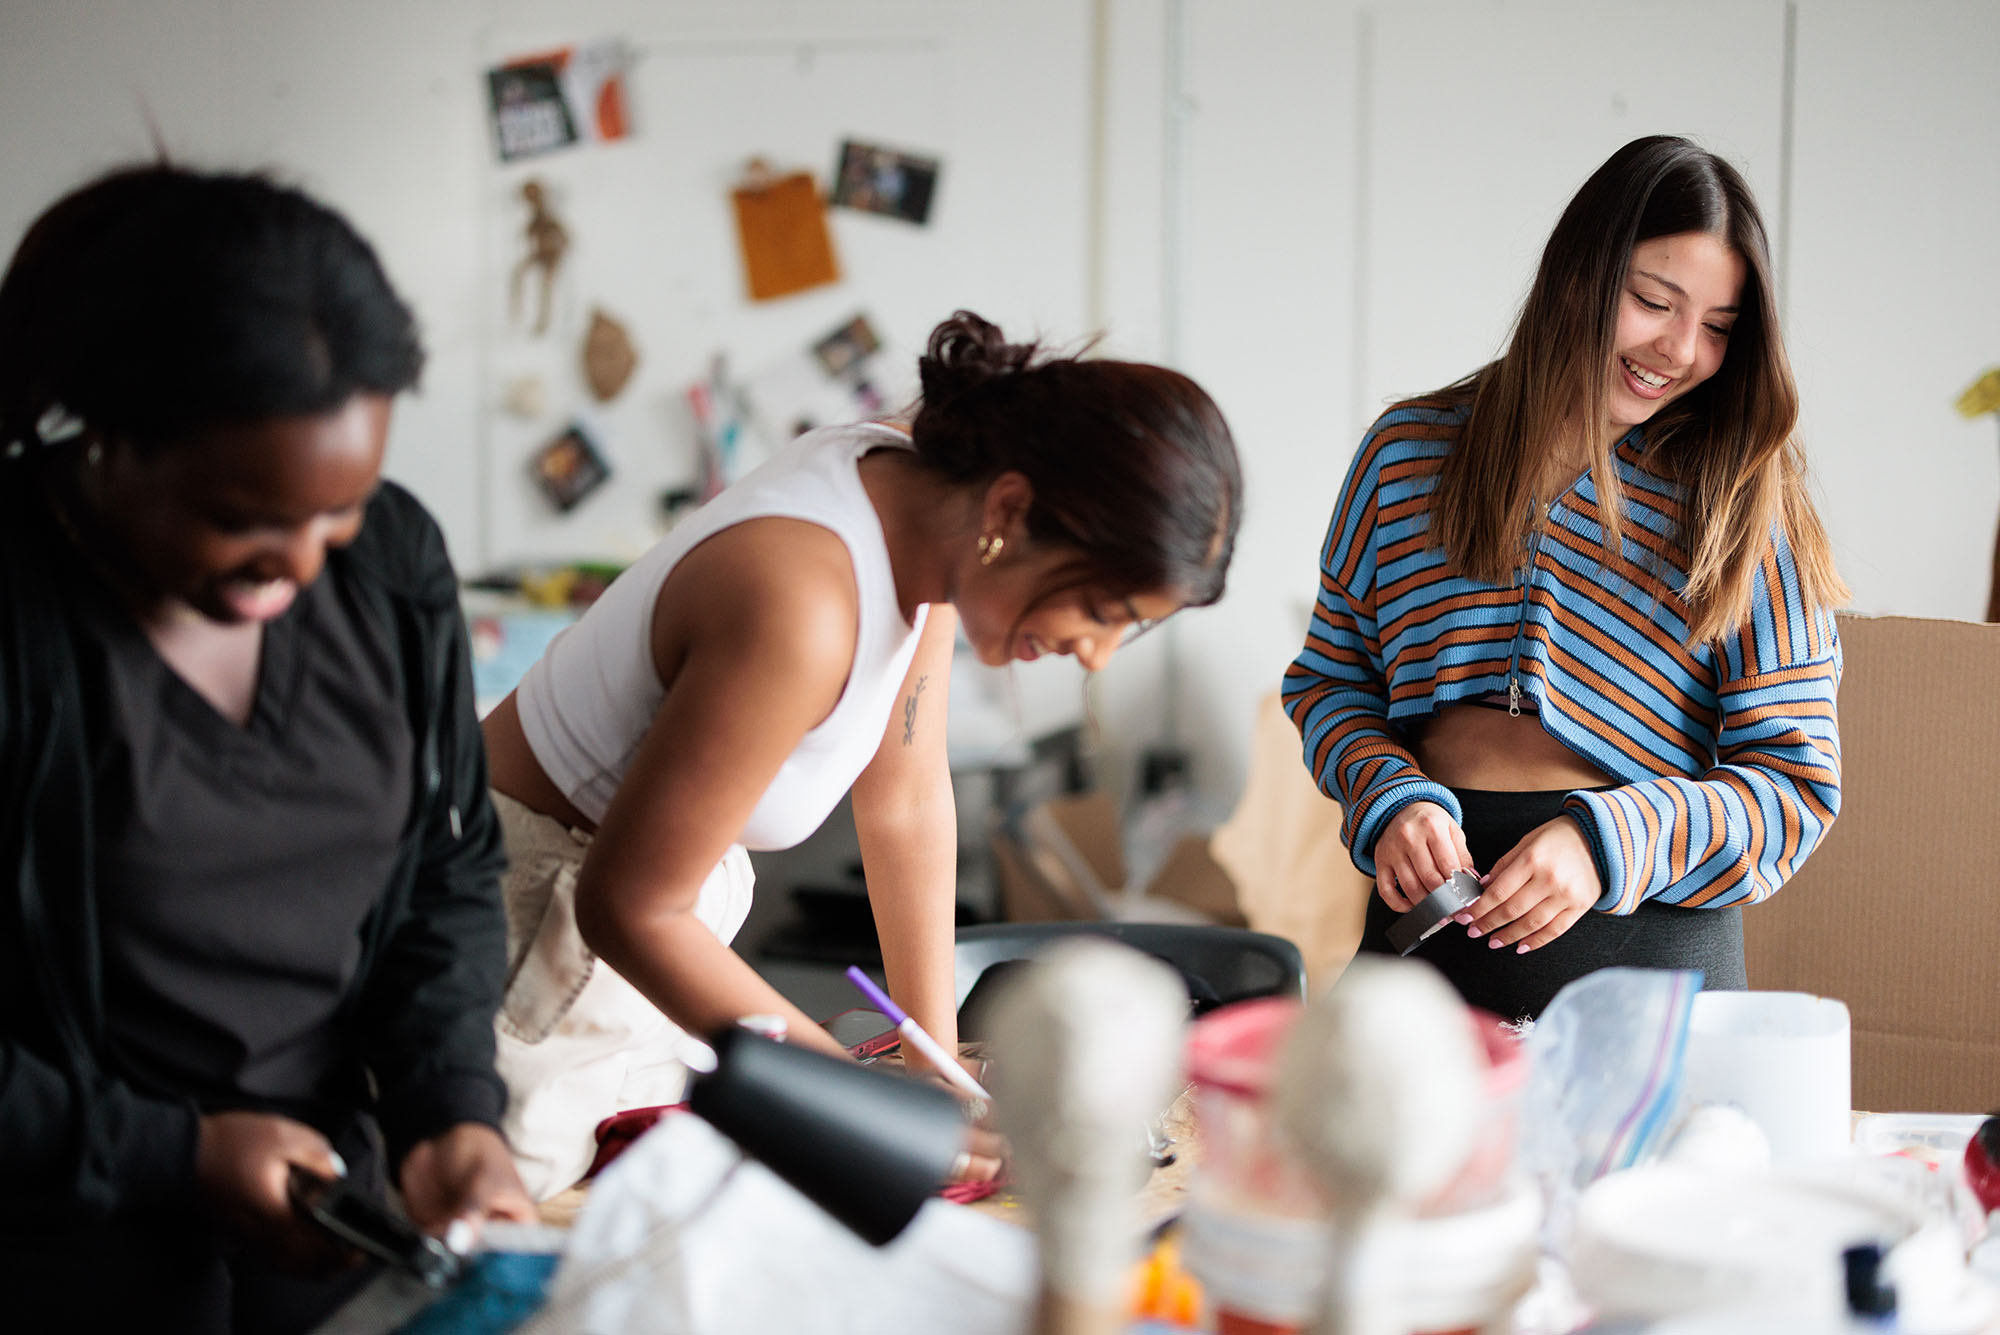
(844, 966), (992, 1103)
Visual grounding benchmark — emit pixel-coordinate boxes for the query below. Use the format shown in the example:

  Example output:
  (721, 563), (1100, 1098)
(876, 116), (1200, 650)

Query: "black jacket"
(0, 457), (509, 1224)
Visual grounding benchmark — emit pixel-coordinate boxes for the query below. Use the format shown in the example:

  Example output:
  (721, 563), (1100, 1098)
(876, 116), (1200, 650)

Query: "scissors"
(287, 1164), (465, 1290)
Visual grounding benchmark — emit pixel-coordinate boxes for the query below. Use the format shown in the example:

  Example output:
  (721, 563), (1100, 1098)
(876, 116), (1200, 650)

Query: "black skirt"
(1357, 787), (1745, 1023)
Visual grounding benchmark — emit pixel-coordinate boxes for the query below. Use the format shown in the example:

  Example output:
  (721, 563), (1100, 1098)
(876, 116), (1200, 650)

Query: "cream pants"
(489, 790), (755, 1199)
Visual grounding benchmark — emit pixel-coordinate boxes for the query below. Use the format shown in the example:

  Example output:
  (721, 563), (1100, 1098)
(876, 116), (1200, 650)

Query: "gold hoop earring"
(977, 533), (1004, 566)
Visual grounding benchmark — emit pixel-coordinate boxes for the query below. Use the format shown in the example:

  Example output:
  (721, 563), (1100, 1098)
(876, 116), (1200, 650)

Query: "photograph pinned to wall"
(741, 341), (895, 453)
(831, 140), (941, 225)
(813, 314), (882, 380)
(1958, 367), (2000, 620)
(486, 39), (633, 162)
(531, 421), (612, 513)
(730, 159), (840, 301)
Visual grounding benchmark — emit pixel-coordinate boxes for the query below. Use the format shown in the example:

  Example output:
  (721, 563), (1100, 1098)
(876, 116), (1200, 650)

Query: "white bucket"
(1180, 1175), (1542, 1333)
(1571, 1163), (1916, 1322)
(1679, 991), (1851, 1167)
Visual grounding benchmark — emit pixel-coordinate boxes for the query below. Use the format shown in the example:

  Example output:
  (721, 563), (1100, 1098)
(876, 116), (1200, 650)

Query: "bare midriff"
(484, 692), (599, 833)
(1407, 700), (1617, 793)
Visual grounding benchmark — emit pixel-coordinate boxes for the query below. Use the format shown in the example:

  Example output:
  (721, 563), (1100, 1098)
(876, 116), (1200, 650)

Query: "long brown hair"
(1431, 136), (1845, 643)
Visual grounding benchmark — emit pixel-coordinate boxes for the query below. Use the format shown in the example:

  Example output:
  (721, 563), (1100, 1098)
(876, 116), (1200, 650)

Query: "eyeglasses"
(1114, 599), (1169, 645)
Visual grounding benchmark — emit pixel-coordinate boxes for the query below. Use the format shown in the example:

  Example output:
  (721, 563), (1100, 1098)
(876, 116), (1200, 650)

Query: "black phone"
(823, 1005), (899, 1058)
(286, 1164), (464, 1290)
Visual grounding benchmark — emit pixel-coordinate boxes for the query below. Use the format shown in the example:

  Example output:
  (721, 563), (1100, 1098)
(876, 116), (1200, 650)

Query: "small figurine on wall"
(511, 178), (570, 336)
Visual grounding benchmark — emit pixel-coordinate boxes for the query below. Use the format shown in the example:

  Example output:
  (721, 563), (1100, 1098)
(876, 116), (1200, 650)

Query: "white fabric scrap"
(522, 1114), (1036, 1335)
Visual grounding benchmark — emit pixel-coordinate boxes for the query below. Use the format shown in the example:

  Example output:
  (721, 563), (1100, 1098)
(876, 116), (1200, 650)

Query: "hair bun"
(917, 310), (1041, 406)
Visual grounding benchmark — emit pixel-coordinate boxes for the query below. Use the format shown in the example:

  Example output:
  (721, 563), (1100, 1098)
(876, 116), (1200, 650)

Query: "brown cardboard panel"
(991, 833), (1092, 923)
(1852, 1031), (2000, 1115)
(1147, 837), (1250, 928)
(1042, 792), (1127, 890)
(1210, 693), (1372, 986)
(989, 791), (1228, 924)
(1745, 614), (2000, 1113)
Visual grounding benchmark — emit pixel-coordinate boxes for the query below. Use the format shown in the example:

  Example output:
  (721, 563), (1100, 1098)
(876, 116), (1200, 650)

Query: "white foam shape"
(986, 937), (1187, 1304)
(1662, 1103), (1773, 1174)
(536, 1114), (1036, 1334)
(1272, 955), (1485, 1206)
(1271, 955), (1485, 1335)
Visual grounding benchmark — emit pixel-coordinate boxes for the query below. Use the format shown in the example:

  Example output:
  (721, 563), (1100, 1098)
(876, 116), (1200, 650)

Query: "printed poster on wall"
(487, 40), (633, 161)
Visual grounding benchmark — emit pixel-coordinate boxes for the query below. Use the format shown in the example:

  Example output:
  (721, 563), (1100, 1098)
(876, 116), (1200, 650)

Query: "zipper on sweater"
(1508, 442), (1601, 716)
(1505, 500), (1549, 717)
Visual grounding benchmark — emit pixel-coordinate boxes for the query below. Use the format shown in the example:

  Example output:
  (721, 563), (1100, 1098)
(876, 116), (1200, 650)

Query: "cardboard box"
(990, 695), (1374, 986)
(1208, 693), (1374, 987)
(989, 790), (1237, 927)
(1744, 613), (2000, 1113)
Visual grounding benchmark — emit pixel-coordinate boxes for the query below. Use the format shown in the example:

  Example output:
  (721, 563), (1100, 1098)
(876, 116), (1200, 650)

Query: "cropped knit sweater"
(1282, 399), (1842, 913)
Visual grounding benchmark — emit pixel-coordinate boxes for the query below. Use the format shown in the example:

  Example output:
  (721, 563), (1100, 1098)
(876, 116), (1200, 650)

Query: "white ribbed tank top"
(514, 422), (927, 849)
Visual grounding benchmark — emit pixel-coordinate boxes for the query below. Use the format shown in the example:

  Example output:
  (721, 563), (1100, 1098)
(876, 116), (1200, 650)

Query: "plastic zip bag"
(1519, 966), (1702, 1247)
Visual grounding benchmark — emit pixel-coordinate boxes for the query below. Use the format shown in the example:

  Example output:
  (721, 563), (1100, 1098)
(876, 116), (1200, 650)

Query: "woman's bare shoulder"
(651, 516), (861, 685)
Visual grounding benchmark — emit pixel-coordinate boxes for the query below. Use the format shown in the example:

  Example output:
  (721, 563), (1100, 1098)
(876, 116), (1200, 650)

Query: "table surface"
(964, 1085), (1200, 1233)
(537, 1044), (1202, 1234)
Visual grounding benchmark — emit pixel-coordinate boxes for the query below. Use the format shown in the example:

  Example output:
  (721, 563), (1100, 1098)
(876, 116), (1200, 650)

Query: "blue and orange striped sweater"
(1282, 399), (1842, 913)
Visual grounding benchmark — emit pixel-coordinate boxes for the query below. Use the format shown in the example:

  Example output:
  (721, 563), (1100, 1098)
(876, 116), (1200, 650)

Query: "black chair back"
(954, 921), (1308, 1041)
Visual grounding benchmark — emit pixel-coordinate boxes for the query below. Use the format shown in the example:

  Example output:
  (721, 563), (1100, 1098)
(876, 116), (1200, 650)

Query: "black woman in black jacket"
(0, 164), (532, 1332)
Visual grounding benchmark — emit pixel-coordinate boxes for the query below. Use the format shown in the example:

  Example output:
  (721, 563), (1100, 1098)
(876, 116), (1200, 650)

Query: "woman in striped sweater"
(1284, 136), (1847, 1021)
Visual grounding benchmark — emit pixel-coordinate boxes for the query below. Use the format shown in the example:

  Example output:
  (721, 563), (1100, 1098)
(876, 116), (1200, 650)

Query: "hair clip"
(34, 403), (86, 446)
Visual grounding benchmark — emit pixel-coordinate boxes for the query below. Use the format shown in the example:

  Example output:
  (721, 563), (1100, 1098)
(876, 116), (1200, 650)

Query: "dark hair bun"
(905, 308), (1243, 612)
(916, 310), (1043, 408)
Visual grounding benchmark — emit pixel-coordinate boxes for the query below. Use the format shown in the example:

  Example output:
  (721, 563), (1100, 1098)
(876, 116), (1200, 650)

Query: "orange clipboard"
(731, 161), (840, 302)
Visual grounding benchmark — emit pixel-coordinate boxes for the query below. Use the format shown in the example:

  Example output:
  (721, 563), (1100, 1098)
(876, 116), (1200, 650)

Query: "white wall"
(1789, 0), (2000, 619)
(1107, 0), (1363, 819)
(3, 0), (1994, 819)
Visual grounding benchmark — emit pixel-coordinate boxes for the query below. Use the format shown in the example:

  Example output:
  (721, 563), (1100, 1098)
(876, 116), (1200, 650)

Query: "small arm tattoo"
(902, 675), (929, 746)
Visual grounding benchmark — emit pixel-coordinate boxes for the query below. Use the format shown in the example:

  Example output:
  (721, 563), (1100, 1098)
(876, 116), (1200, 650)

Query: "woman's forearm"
(856, 792), (961, 1058)
(586, 908), (849, 1059)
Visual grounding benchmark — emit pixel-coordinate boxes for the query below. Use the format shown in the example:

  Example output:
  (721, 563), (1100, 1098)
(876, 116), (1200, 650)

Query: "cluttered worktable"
(533, 1045), (1202, 1235)
(324, 957), (2000, 1335)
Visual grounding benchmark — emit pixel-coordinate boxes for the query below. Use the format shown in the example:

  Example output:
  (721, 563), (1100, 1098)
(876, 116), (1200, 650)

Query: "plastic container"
(1180, 999), (1535, 1334)
(1852, 1113), (1988, 1171)
(1679, 991), (1852, 1166)
(1427, 1014), (1529, 1214)
(1184, 996), (1320, 1218)
(1179, 1197), (1327, 1333)
(1181, 1175), (1541, 1334)
(1571, 1163), (1922, 1322)
(1184, 999), (1526, 1215)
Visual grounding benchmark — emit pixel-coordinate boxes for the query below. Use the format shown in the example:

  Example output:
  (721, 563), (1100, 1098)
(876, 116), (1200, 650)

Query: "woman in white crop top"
(480, 311), (1244, 1196)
